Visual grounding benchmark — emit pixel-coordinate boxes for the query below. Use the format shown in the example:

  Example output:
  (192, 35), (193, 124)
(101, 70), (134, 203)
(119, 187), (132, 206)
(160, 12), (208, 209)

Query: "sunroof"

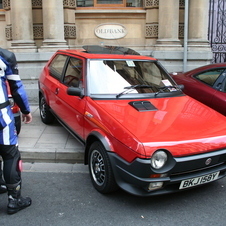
(82, 45), (140, 55)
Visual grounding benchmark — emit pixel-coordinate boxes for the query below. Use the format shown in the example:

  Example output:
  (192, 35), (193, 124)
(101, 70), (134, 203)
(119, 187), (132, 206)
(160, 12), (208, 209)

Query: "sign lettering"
(95, 24), (127, 39)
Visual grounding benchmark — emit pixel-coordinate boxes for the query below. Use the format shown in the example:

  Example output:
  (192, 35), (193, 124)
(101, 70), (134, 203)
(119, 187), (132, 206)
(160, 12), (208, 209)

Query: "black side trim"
(49, 109), (85, 146)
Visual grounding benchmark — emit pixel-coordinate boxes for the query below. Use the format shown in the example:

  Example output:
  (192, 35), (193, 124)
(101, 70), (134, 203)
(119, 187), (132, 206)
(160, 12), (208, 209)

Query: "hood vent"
(129, 101), (158, 112)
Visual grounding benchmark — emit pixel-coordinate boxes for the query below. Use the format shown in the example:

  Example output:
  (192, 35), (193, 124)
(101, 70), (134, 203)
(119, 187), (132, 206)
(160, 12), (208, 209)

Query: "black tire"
(39, 95), (55, 124)
(88, 141), (118, 194)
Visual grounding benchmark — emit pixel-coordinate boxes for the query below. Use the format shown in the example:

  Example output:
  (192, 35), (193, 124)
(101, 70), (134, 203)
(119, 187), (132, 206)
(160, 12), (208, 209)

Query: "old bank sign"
(95, 23), (127, 40)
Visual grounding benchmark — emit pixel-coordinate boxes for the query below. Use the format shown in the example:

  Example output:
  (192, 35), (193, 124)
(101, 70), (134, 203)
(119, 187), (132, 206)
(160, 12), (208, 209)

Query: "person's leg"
(0, 160), (7, 193)
(0, 144), (31, 214)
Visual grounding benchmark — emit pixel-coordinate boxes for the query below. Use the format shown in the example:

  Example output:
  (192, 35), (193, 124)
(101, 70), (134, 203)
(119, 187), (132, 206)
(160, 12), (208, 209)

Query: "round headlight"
(151, 150), (168, 169)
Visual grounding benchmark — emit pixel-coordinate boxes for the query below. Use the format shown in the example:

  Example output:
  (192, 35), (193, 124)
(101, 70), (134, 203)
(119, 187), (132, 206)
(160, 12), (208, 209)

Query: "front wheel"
(88, 141), (118, 194)
(39, 95), (55, 124)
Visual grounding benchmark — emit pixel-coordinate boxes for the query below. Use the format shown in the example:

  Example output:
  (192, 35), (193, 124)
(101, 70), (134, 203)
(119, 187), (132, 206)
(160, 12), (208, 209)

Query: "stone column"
(155, 0), (182, 49)
(188, 0), (210, 49)
(10, 0), (37, 52)
(40, 0), (68, 51)
(145, 0), (159, 51)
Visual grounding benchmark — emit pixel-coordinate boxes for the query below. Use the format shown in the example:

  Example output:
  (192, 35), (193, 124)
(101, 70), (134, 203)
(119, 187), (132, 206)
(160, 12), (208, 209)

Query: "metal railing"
(208, 0), (226, 63)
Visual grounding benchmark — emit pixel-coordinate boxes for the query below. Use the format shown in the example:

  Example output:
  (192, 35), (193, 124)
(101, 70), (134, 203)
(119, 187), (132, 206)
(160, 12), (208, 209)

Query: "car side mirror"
(67, 87), (84, 97)
(178, 84), (184, 90)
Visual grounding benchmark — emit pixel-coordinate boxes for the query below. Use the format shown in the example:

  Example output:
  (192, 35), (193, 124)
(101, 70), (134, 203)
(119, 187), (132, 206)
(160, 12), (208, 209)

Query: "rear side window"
(49, 54), (68, 80)
(194, 69), (225, 86)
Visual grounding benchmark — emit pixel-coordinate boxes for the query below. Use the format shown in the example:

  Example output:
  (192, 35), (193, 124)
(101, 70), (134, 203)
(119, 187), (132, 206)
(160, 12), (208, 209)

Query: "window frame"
(87, 59), (179, 98)
(63, 57), (84, 88)
(95, 0), (124, 7)
(76, 0), (143, 8)
(49, 54), (68, 81)
(193, 68), (226, 92)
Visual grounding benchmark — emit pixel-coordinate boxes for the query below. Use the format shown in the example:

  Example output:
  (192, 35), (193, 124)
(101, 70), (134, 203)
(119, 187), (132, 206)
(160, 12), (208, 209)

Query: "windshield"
(88, 59), (179, 97)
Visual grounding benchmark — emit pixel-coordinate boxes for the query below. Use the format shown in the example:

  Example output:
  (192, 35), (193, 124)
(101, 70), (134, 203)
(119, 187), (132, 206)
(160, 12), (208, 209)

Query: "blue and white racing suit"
(0, 48), (30, 188)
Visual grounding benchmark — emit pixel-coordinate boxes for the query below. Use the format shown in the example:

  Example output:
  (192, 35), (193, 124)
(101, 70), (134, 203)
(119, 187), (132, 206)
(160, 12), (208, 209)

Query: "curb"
(22, 162), (89, 173)
(21, 148), (85, 163)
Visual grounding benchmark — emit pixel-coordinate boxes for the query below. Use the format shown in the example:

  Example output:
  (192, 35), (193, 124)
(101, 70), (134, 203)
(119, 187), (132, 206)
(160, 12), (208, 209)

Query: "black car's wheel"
(39, 95), (55, 124)
(88, 141), (118, 194)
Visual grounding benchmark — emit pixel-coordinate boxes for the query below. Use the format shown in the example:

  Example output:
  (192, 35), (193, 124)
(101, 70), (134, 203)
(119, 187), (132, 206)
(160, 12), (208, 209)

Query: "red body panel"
(85, 96), (226, 158)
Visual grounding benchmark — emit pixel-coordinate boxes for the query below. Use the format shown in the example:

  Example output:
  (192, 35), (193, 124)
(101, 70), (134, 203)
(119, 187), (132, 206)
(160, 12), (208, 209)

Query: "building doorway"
(208, 0), (226, 63)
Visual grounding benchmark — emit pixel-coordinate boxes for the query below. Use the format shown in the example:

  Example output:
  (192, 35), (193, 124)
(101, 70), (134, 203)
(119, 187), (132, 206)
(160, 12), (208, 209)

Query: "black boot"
(7, 183), (32, 214)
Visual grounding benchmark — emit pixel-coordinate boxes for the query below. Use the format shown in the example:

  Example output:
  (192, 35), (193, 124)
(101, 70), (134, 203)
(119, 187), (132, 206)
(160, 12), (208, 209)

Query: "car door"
(209, 69), (226, 115)
(194, 68), (226, 115)
(53, 56), (86, 139)
(46, 54), (68, 115)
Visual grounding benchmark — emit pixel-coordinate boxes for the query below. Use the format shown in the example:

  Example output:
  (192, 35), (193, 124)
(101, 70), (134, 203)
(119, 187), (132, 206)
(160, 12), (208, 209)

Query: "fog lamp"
(148, 173), (167, 191)
(151, 150), (168, 169)
(148, 182), (164, 191)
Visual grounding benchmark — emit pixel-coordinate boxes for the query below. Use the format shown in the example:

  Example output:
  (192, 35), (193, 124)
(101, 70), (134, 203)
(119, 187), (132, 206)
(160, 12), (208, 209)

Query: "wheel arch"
(39, 88), (50, 107)
(84, 131), (112, 165)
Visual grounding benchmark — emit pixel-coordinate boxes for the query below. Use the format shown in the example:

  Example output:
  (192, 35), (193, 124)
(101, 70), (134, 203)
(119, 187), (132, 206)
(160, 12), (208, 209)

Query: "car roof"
(56, 45), (157, 61)
(187, 63), (226, 73)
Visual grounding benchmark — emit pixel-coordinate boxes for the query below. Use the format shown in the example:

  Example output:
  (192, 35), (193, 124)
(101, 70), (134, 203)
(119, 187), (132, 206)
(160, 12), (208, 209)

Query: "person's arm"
(22, 113), (32, 124)
(1, 50), (32, 121)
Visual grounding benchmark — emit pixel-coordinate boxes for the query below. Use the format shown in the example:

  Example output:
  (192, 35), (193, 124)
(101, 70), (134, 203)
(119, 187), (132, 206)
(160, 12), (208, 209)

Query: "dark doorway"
(208, 0), (226, 63)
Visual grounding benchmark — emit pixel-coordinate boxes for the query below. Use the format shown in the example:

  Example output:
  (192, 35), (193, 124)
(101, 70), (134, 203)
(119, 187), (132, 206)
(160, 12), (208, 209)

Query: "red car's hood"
(93, 95), (226, 157)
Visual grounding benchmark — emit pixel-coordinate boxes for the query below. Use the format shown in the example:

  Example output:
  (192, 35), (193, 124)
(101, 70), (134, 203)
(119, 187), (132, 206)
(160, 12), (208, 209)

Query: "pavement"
(18, 105), (85, 164)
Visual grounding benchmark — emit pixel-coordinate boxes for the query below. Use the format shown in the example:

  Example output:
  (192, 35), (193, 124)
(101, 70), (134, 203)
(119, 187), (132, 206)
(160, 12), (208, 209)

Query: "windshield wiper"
(154, 85), (181, 97)
(116, 85), (153, 98)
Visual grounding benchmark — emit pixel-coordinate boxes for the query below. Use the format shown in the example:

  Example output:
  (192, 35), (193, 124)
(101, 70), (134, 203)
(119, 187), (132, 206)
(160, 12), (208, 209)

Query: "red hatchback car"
(171, 63), (226, 116)
(39, 45), (226, 196)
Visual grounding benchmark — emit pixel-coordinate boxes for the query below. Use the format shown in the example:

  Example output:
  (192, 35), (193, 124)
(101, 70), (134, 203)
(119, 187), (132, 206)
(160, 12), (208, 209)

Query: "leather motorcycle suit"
(0, 49), (30, 186)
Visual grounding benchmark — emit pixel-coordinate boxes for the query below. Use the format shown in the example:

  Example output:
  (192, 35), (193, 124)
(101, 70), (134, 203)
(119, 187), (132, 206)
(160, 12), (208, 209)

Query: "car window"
(49, 54), (68, 80)
(194, 69), (225, 86)
(88, 59), (177, 95)
(63, 57), (83, 87)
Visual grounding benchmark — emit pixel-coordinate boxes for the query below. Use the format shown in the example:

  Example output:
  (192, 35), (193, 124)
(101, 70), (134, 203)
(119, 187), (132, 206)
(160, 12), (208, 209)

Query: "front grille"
(171, 162), (224, 176)
(170, 149), (226, 176)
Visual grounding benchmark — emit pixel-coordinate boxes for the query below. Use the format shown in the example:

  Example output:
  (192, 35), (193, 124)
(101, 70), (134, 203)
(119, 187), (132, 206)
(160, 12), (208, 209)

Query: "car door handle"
(55, 88), (59, 95)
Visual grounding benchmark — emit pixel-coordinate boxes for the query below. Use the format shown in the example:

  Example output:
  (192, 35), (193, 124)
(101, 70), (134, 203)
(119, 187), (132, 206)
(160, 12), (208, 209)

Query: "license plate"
(179, 171), (220, 189)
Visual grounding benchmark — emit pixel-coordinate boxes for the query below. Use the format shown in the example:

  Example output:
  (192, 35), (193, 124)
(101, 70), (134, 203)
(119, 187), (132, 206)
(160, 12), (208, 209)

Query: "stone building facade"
(0, 0), (212, 103)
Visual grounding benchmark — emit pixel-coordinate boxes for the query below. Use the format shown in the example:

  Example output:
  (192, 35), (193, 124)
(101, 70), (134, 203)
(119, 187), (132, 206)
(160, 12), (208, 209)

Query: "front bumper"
(108, 149), (226, 196)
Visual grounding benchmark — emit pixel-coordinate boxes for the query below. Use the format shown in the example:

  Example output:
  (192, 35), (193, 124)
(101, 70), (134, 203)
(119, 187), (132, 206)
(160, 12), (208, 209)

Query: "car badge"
(205, 158), (212, 165)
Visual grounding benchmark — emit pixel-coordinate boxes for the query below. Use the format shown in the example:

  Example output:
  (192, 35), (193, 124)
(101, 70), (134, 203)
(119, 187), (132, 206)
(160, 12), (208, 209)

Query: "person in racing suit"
(0, 48), (32, 214)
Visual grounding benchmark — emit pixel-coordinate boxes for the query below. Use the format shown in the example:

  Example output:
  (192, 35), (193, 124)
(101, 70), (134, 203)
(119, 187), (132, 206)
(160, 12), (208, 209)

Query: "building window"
(76, 0), (143, 7)
(0, 0), (2, 9)
(97, 0), (123, 3)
